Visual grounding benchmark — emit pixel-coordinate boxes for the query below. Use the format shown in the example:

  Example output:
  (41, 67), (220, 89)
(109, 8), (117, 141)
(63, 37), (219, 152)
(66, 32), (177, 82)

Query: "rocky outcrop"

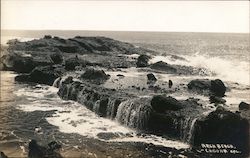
(80, 68), (110, 81)
(187, 79), (226, 97)
(150, 61), (211, 76)
(0, 152), (8, 158)
(191, 106), (249, 157)
(57, 77), (204, 142)
(136, 54), (151, 67)
(210, 79), (227, 97)
(64, 56), (88, 71)
(15, 65), (65, 85)
(147, 73), (157, 82)
(50, 52), (63, 64)
(239, 102), (250, 110)
(1, 36), (156, 74)
(0, 53), (52, 73)
(150, 61), (177, 73)
(151, 95), (183, 112)
(28, 140), (62, 158)
(7, 36), (154, 55)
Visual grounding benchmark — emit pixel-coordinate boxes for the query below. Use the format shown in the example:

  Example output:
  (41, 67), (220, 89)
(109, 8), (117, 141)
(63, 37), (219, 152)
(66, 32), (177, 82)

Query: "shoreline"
(0, 35), (249, 157)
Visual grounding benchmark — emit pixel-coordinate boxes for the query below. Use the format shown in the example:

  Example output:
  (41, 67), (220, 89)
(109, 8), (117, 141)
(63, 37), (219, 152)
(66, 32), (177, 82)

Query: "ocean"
(0, 30), (249, 157)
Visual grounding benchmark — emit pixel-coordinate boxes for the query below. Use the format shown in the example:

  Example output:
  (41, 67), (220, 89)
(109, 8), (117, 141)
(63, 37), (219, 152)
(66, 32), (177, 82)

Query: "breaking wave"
(150, 53), (249, 85)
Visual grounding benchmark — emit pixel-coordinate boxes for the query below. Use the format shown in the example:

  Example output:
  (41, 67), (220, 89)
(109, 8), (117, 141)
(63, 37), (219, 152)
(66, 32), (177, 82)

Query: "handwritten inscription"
(200, 144), (241, 154)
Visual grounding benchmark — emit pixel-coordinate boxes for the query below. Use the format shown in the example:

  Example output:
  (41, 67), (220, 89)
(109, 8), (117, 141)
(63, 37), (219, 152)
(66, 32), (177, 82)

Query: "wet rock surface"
(136, 54), (151, 67)
(28, 140), (62, 158)
(150, 61), (210, 76)
(15, 65), (65, 85)
(187, 79), (226, 97)
(191, 106), (249, 157)
(147, 73), (157, 82)
(80, 68), (110, 81)
(239, 102), (250, 110)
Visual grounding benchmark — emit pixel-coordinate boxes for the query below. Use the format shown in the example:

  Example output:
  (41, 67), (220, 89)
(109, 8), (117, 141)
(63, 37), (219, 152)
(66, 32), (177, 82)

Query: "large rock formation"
(187, 79), (226, 97)
(150, 61), (210, 76)
(7, 36), (154, 55)
(80, 68), (110, 81)
(191, 106), (249, 157)
(239, 102), (250, 110)
(147, 73), (157, 82)
(15, 65), (65, 85)
(28, 140), (62, 158)
(57, 77), (205, 142)
(151, 95), (183, 112)
(136, 54), (151, 67)
(0, 53), (52, 73)
(49, 52), (63, 64)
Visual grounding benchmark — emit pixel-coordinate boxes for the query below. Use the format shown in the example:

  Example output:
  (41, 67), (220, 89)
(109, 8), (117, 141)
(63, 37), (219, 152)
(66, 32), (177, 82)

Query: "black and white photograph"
(0, 0), (249, 157)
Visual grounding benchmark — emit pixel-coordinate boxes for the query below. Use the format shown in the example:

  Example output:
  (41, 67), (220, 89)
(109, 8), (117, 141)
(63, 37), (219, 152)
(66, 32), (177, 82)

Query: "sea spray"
(150, 54), (250, 85)
(52, 77), (61, 88)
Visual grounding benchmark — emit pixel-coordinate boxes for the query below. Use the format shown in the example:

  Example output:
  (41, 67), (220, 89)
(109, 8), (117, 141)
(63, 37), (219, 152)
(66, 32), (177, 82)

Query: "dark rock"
(15, 65), (64, 85)
(136, 54), (151, 67)
(80, 68), (110, 81)
(64, 57), (81, 70)
(50, 53), (63, 64)
(117, 74), (125, 77)
(8, 36), (154, 55)
(97, 132), (121, 140)
(209, 95), (226, 104)
(239, 102), (250, 110)
(147, 73), (157, 82)
(210, 79), (226, 97)
(47, 141), (62, 151)
(169, 80), (173, 88)
(187, 79), (210, 93)
(28, 140), (62, 158)
(28, 139), (47, 158)
(14, 74), (31, 83)
(151, 95), (183, 112)
(98, 98), (109, 117)
(0, 54), (35, 73)
(56, 45), (78, 53)
(170, 55), (186, 61)
(62, 76), (74, 84)
(191, 106), (249, 157)
(64, 56), (89, 70)
(150, 61), (211, 76)
(44, 35), (52, 39)
(150, 61), (177, 73)
(188, 79), (226, 97)
(29, 66), (64, 85)
(0, 53), (53, 73)
(0, 151), (8, 158)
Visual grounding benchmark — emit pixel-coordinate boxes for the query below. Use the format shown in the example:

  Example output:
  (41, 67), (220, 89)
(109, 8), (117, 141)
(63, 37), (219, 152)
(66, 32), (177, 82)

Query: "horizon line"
(1, 29), (249, 34)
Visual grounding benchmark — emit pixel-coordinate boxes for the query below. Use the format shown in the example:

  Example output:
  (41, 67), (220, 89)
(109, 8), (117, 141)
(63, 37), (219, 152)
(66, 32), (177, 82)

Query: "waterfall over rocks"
(116, 98), (152, 130)
(56, 75), (249, 157)
(52, 77), (62, 88)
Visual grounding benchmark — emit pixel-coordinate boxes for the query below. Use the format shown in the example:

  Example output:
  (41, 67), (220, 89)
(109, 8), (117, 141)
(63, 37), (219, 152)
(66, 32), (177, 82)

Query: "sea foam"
(150, 53), (250, 85)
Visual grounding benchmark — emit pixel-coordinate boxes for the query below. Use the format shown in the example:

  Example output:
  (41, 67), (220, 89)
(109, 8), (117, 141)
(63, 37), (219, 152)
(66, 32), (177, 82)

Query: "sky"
(1, 0), (249, 33)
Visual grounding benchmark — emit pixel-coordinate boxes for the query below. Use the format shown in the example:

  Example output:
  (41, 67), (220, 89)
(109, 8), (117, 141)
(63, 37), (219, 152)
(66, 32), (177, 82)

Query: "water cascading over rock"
(57, 78), (204, 142)
(115, 98), (152, 130)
